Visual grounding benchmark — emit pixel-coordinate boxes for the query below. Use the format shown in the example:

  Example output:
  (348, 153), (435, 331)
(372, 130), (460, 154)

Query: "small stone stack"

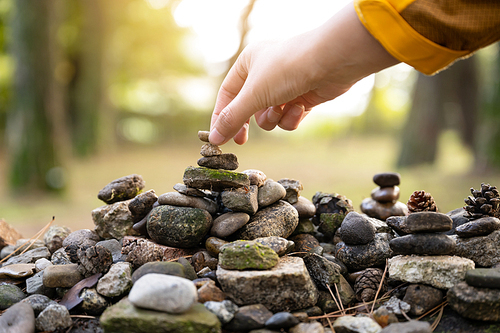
(360, 172), (408, 220)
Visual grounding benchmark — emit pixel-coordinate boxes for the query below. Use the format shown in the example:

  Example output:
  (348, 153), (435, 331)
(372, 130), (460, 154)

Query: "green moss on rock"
(183, 166), (250, 191)
(219, 240), (279, 270)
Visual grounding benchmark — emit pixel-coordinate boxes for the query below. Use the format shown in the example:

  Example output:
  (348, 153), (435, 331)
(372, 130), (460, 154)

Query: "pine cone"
(354, 268), (387, 302)
(65, 244), (80, 263)
(464, 183), (500, 219)
(77, 245), (113, 278)
(407, 190), (438, 213)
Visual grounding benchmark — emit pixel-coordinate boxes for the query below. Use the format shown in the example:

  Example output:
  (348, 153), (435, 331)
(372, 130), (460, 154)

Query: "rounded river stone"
(230, 200), (299, 240)
(211, 212), (251, 238)
(219, 240), (279, 270)
(147, 205), (212, 248)
(455, 216), (500, 238)
(371, 186), (400, 203)
(339, 211), (376, 245)
(373, 172), (400, 187)
(389, 233), (456, 255)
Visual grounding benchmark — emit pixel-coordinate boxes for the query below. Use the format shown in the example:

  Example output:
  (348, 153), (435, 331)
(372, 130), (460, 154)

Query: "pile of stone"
(360, 172), (408, 220)
(3, 137), (500, 332)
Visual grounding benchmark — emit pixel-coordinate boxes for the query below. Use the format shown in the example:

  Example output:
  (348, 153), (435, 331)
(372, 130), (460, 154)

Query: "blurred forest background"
(1, 0), (500, 236)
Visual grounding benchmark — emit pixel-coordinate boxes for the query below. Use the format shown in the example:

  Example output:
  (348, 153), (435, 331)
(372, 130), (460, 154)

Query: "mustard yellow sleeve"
(354, 0), (500, 75)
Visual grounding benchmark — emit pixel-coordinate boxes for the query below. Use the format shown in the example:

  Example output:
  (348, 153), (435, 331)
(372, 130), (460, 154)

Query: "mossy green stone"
(0, 284), (26, 310)
(100, 298), (221, 333)
(147, 205), (212, 248)
(318, 213), (345, 238)
(183, 166), (250, 191)
(219, 240), (279, 270)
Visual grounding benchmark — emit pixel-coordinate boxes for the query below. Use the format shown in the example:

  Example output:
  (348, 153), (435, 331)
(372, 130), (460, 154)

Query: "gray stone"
(96, 238), (124, 263)
(219, 240), (279, 270)
(92, 199), (139, 240)
(388, 255), (475, 289)
(79, 287), (108, 315)
(465, 268), (500, 289)
(452, 230), (500, 266)
(258, 180), (286, 207)
(360, 198), (408, 221)
(230, 201), (299, 240)
(447, 281), (500, 321)
(0, 284), (26, 310)
(336, 233), (393, 271)
(97, 174), (145, 204)
(333, 316), (382, 333)
(339, 211), (376, 245)
(217, 256), (318, 312)
(289, 321), (325, 333)
(198, 130), (210, 142)
(0, 245), (15, 260)
(211, 212), (250, 238)
(43, 225), (71, 253)
(303, 253), (341, 290)
(254, 236), (291, 256)
(62, 229), (100, 248)
(147, 205), (212, 248)
(128, 189), (158, 222)
(200, 143), (222, 156)
(50, 247), (73, 265)
(183, 166), (250, 191)
(20, 294), (57, 316)
(0, 302), (35, 333)
(380, 296), (410, 315)
(178, 257), (198, 281)
(265, 312), (300, 329)
(96, 262), (133, 297)
(371, 186), (400, 203)
(225, 304), (273, 331)
(35, 258), (52, 272)
(389, 233), (456, 255)
(445, 207), (470, 235)
(404, 212), (453, 233)
(242, 169), (267, 187)
(373, 172), (400, 187)
(129, 274), (198, 313)
(42, 263), (83, 288)
(221, 185), (259, 215)
(14, 239), (45, 252)
(26, 271), (54, 297)
(131, 261), (187, 284)
(381, 321), (432, 333)
(100, 298), (220, 333)
(173, 183), (207, 197)
(197, 153), (239, 170)
(455, 216), (500, 238)
(0, 263), (35, 279)
(386, 216), (409, 236)
(3, 246), (51, 266)
(204, 299), (239, 324)
(366, 216), (393, 233)
(403, 284), (444, 316)
(292, 196), (316, 219)
(277, 178), (303, 204)
(35, 304), (73, 332)
(158, 191), (217, 214)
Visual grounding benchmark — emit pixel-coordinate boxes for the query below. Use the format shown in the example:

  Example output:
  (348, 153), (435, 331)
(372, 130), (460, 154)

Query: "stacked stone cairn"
(4, 143), (500, 332)
(360, 172), (408, 220)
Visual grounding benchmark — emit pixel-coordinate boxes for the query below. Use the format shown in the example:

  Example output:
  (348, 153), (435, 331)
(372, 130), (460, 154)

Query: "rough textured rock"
(339, 211), (377, 245)
(403, 284), (444, 316)
(455, 216), (500, 238)
(183, 166), (250, 191)
(224, 304), (273, 332)
(129, 274), (197, 313)
(43, 225), (71, 253)
(35, 304), (73, 332)
(77, 245), (113, 278)
(242, 169), (267, 187)
(97, 262), (133, 297)
(211, 212), (251, 238)
(0, 302), (35, 333)
(79, 287), (109, 315)
(197, 153), (239, 170)
(316, 275), (356, 313)
(3, 246), (51, 266)
(217, 256), (318, 312)
(303, 253), (341, 290)
(147, 205), (212, 248)
(62, 229), (100, 248)
(92, 199), (139, 240)
(158, 192), (217, 214)
(360, 198), (408, 221)
(258, 180), (286, 208)
(122, 236), (199, 269)
(277, 178), (303, 204)
(128, 189), (158, 222)
(333, 316), (382, 333)
(97, 174), (145, 204)
(20, 294), (57, 316)
(254, 236), (292, 256)
(403, 212), (453, 233)
(388, 255), (475, 289)
(336, 233), (393, 271)
(194, 278), (225, 302)
(222, 185), (259, 215)
(0, 284), (26, 310)
(219, 240), (279, 270)
(200, 143), (222, 156)
(452, 230), (500, 266)
(100, 298), (220, 333)
(204, 300), (238, 324)
(230, 201), (299, 240)
(448, 281), (500, 321)
(389, 233), (456, 255)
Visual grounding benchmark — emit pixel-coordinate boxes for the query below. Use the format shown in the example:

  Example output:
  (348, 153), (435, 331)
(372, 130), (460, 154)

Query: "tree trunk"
(7, 0), (66, 193)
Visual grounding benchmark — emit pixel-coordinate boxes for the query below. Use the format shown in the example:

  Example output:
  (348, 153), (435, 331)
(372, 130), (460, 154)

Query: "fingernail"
(267, 108), (281, 123)
(208, 128), (226, 145)
(291, 103), (305, 117)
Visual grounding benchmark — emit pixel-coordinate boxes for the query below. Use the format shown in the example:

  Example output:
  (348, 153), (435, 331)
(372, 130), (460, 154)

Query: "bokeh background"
(1, 0), (500, 237)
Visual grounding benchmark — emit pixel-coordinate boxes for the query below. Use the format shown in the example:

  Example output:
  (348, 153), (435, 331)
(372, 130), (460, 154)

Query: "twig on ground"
(370, 261), (388, 315)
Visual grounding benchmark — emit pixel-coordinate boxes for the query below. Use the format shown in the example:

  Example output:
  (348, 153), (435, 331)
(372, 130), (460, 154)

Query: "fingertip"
(233, 122), (249, 145)
(208, 128), (227, 145)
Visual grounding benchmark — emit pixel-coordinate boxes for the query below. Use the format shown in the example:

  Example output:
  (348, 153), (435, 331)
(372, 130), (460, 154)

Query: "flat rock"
(217, 256), (318, 312)
(258, 180), (286, 208)
(360, 198), (408, 221)
(333, 316), (382, 333)
(26, 271), (54, 297)
(373, 172), (400, 187)
(219, 240), (279, 270)
(200, 143), (222, 156)
(445, 207), (470, 235)
(0, 263), (35, 278)
(221, 185), (258, 215)
(381, 321), (432, 333)
(0, 302), (35, 333)
(465, 268), (500, 289)
(4, 246), (51, 266)
(230, 200), (299, 240)
(173, 183), (207, 197)
(147, 205), (212, 248)
(336, 233), (393, 271)
(455, 216), (500, 238)
(371, 186), (400, 203)
(289, 321), (324, 333)
(210, 212), (250, 238)
(97, 174), (145, 204)
(129, 274), (198, 313)
(339, 211), (376, 245)
(131, 261), (187, 284)
(224, 304), (273, 331)
(197, 153), (239, 170)
(242, 169), (267, 187)
(448, 281), (500, 321)
(183, 166), (249, 191)
(452, 230), (500, 267)
(100, 298), (220, 333)
(158, 192), (217, 214)
(42, 263), (83, 288)
(386, 216), (409, 236)
(389, 233), (456, 255)
(388, 255), (475, 289)
(404, 212), (453, 233)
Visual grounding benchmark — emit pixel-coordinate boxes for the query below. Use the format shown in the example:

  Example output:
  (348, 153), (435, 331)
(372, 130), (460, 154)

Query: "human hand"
(209, 3), (399, 145)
